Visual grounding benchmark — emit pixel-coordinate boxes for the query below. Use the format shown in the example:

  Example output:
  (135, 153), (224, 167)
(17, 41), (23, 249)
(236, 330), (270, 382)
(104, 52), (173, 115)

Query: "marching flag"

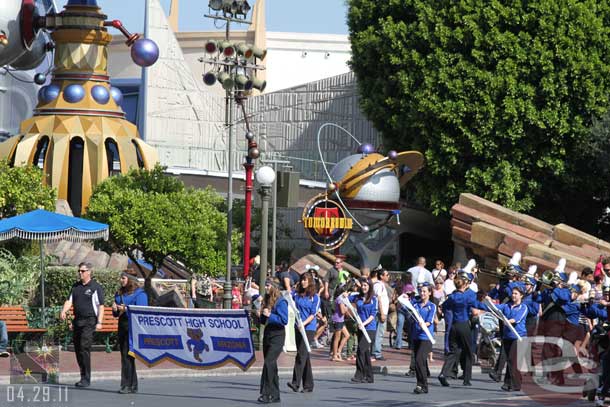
(128, 306), (255, 370)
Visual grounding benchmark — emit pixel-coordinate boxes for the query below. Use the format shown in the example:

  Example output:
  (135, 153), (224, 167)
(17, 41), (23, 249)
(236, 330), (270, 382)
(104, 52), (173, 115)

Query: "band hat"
(555, 258), (567, 273)
(558, 272), (569, 283)
(527, 265), (537, 276)
(567, 271), (579, 285)
(461, 259), (476, 274)
(525, 277), (536, 286)
(512, 285), (525, 295)
(509, 252), (522, 267)
(571, 284), (582, 294)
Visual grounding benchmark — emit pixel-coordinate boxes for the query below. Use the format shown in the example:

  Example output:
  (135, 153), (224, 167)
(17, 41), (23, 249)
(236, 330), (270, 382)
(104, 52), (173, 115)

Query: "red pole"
(243, 159), (254, 277)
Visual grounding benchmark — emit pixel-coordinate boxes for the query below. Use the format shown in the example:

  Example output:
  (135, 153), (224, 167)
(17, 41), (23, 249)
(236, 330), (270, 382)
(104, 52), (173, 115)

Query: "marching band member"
(438, 260), (484, 387)
(412, 283), (437, 394)
(258, 279), (288, 404)
(349, 278), (378, 384)
(480, 287), (528, 391)
(288, 273), (320, 393)
(582, 288), (610, 406)
(522, 266), (541, 334)
(539, 259), (571, 386)
(489, 252), (524, 381)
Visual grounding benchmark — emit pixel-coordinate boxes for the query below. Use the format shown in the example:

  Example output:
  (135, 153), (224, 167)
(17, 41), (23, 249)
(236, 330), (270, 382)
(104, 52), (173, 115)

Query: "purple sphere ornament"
(91, 85), (110, 104)
(38, 84), (60, 104)
(357, 143), (375, 155)
(63, 84), (85, 103)
(131, 38), (159, 67)
(34, 73), (46, 85)
(110, 87), (123, 105)
(388, 150), (398, 160)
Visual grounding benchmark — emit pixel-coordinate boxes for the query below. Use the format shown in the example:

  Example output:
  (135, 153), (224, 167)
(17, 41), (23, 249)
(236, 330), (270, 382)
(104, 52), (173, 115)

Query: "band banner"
(127, 306), (255, 371)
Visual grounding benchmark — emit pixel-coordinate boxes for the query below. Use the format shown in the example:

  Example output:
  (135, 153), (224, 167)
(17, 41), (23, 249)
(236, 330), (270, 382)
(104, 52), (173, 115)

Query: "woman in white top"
(443, 267), (457, 296)
(432, 260), (447, 282)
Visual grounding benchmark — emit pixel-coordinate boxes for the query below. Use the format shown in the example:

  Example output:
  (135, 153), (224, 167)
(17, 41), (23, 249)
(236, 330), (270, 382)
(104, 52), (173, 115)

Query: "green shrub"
(44, 266), (121, 307)
(0, 249), (41, 305)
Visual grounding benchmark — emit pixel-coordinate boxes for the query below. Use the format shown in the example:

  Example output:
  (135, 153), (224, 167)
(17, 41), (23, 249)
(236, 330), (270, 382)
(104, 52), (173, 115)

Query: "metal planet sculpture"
(0, 0), (160, 216)
(302, 123), (424, 267)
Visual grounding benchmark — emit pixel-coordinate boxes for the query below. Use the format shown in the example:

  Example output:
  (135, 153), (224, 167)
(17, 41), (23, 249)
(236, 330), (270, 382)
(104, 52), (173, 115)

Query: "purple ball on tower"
(110, 87), (123, 106)
(38, 84), (60, 104)
(131, 39), (160, 67)
(387, 150), (398, 160)
(63, 84), (85, 103)
(91, 85), (110, 104)
(357, 143), (376, 155)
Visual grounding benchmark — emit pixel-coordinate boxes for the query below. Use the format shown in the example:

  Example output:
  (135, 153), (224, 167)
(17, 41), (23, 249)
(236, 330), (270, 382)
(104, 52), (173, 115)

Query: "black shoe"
(413, 386), (428, 394)
(118, 387), (130, 394)
(267, 396), (280, 404)
(301, 388), (313, 393)
(75, 381), (90, 388)
(350, 377), (363, 383)
(286, 382), (299, 392)
(374, 355), (386, 361)
(405, 370), (415, 377)
(448, 374), (458, 380)
(438, 375), (450, 387)
(501, 384), (512, 391)
(130, 388), (138, 394)
(489, 372), (501, 382)
(462, 381), (472, 386)
(257, 395), (268, 403)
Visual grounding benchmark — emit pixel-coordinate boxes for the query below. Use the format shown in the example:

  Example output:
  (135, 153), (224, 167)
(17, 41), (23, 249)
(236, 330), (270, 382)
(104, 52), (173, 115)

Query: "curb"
(0, 365), (444, 385)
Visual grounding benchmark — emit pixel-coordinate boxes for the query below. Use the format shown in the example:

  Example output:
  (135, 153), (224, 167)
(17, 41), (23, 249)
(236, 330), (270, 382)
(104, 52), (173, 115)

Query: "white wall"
(265, 32), (351, 92)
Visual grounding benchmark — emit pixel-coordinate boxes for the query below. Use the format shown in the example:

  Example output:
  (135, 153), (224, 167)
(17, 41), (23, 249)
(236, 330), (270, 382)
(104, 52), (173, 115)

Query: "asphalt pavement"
(0, 371), (595, 407)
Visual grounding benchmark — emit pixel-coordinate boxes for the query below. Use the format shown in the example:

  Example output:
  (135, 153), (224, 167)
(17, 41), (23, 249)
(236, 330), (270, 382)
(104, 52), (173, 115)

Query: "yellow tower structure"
(0, 0), (159, 216)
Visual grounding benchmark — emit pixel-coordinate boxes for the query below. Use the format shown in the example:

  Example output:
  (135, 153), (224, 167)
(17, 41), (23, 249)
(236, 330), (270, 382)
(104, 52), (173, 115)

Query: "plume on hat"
(509, 252), (522, 266)
(555, 258), (566, 273)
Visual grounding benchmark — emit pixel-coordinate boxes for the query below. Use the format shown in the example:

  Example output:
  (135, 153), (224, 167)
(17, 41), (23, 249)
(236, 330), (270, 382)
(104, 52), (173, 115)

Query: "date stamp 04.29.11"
(1, 385), (72, 407)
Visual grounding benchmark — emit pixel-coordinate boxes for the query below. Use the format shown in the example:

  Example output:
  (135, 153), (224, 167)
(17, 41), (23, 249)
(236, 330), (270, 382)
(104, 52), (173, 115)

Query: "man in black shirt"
(60, 262), (105, 387)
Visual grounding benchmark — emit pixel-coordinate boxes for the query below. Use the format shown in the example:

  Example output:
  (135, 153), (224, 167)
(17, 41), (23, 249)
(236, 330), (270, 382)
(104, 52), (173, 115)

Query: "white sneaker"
(0, 351), (9, 358)
(313, 340), (322, 349)
(595, 397), (604, 407)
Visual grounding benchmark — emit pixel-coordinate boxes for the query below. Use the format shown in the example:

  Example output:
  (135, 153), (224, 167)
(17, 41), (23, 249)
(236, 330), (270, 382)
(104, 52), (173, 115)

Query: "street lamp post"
(200, 0), (266, 309)
(256, 165), (275, 346)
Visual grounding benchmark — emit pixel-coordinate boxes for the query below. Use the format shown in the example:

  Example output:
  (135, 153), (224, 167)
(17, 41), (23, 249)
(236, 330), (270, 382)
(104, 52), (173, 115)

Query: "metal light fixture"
(251, 77), (267, 92)
(256, 165), (276, 186)
(209, 0), (223, 11)
(235, 74), (253, 90)
(203, 71), (217, 86)
(251, 45), (267, 60)
(217, 71), (234, 90)
(236, 43), (253, 59)
(218, 40), (235, 58)
(204, 40), (218, 54)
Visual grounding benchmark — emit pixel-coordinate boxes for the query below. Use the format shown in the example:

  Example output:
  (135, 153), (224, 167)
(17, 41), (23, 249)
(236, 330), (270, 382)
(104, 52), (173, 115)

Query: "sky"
(55, 0), (349, 35)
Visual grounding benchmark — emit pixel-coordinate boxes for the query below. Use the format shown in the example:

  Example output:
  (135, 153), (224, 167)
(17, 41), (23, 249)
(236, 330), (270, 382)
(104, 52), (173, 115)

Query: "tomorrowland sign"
(301, 193), (353, 251)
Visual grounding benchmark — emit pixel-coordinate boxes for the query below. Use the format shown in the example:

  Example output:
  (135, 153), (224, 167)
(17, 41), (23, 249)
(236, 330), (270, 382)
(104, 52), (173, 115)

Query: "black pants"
(414, 339), (432, 389)
(600, 350), (610, 398)
(118, 318), (138, 390)
(441, 321), (473, 383)
(354, 330), (375, 383)
(73, 316), (96, 383)
(260, 326), (285, 399)
(291, 330), (314, 390)
(541, 313), (565, 384)
(502, 338), (521, 389)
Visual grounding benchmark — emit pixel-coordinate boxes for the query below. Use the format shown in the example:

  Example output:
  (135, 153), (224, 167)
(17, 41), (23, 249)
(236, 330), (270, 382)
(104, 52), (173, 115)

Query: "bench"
(0, 306), (47, 334)
(65, 307), (118, 353)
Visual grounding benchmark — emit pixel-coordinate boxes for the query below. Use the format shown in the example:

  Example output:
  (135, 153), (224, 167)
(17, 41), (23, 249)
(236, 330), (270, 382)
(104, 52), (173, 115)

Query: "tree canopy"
(86, 165), (240, 279)
(348, 0), (610, 231)
(0, 159), (56, 220)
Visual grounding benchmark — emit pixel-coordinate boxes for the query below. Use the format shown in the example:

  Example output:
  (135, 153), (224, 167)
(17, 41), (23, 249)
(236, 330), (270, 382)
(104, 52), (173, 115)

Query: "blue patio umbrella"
(0, 209), (109, 326)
